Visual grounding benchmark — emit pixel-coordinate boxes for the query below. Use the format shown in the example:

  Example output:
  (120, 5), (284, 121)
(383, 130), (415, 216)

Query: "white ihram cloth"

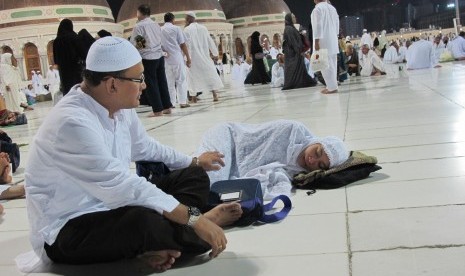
(0, 53), (24, 113)
(184, 23), (223, 92)
(271, 62), (284, 88)
(433, 41), (446, 64)
(46, 69), (61, 94)
(240, 62), (251, 82)
(450, 36), (465, 59)
(16, 85), (192, 273)
(406, 39), (437, 70)
(398, 45), (407, 61)
(162, 22), (188, 105)
(383, 46), (402, 64)
(360, 50), (385, 76)
(196, 120), (349, 200)
(311, 1), (339, 91)
(361, 33), (373, 48)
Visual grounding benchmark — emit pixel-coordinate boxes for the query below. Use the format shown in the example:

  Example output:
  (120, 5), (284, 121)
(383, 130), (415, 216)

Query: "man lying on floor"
(17, 37), (242, 273)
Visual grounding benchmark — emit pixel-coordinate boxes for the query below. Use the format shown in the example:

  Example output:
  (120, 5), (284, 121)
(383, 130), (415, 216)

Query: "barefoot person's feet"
(0, 204), (4, 215)
(162, 108), (172, 115)
(204, 202), (243, 227)
(212, 91), (219, 102)
(321, 89), (338, 94)
(0, 152), (12, 184)
(139, 250), (181, 272)
(148, 112), (163, 117)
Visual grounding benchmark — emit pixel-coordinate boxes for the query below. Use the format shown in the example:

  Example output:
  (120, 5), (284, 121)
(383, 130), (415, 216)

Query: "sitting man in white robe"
(359, 44), (386, 76)
(406, 35), (440, 70)
(383, 42), (403, 78)
(398, 41), (408, 62)
(271, 54), (285, 88)
(450, 31), (465, 61)
(240, 57), (252, 83)
(432, 35), (446, 64)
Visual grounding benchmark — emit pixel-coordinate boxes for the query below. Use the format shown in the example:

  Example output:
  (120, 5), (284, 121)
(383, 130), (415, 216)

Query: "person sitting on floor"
(17, 37), (242, 273)
(406, 34), (440, 70)
(345, 44), (360, 76)
(271, 54), (285, 88)
(359, 44), (386, 76)
(196, 120), (349, 200)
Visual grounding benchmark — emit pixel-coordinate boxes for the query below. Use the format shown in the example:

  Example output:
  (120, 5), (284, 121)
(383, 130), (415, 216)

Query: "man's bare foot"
(139, 250), (181, 272)
(0, 204), (4, 215)
(204, 202), (242, 227)
(0, 153), (12, 184)
(212, 91), (219, 102)
(162, 108), (172, 115)
(321, 89), (338, 94)
(148, 112), (163, 117)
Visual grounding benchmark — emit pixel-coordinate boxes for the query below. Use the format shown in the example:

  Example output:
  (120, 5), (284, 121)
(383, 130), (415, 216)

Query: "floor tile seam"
(353, 142), (465, 153)
(345, 120), (464, 132)
(286, 211), (347, 218)
(216, 251), (349, 260)
(0, 229), (28, 233)
(241, 104), (272, 123)
(347, 202), (465, 214)
(344, 187), (353, 276)
(366, 174), (465, 186)
(414, 78), (465, 109)
(377, 155), (465, 165)
(345, 132), (465, 142)
(351, 244), (465, 254)
(143, 102), (231, 132)
(0, 205), (27, 210)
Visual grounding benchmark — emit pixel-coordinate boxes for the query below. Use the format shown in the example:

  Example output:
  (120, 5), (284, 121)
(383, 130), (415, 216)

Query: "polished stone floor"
(1, 62), (465, 276)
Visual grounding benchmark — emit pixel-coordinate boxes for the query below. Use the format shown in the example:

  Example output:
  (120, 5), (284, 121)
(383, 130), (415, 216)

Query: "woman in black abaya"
(282, 13), (317, 90)
(244, 31), (270, 85)
(53, 19), (86, 95)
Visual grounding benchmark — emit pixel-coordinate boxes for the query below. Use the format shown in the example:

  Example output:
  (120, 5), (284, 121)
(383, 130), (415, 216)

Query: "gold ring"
(218, 245), (223, 249)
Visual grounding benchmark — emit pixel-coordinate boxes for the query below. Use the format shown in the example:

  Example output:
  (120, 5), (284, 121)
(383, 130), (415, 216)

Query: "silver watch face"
(189, 206), (201, 216)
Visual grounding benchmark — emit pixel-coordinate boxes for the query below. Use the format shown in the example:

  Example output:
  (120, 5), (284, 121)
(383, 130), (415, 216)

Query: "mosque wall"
(227, 13), (287, 57)
(0, 5), (123, 81)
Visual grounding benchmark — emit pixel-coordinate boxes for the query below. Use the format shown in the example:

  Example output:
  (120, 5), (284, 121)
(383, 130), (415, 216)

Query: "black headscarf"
(77, 29), (96, 59)
(57, 19), (74, 37)
(97, 29), (112, 38)
(285, 13), (295, 28)
(250, 31), (262, 55)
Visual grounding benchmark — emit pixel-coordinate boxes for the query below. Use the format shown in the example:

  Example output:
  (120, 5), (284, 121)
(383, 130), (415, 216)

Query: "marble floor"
(1, 62), (465, 276)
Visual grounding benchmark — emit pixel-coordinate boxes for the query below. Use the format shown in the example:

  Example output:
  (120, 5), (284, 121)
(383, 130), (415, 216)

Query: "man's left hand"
(198, 151), (225, 171)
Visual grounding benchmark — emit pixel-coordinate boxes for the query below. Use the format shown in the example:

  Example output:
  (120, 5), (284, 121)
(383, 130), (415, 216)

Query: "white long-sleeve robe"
(406, 39), (437, 70)
(361, 33), (373, 48)
(311, 1), (339, 91)
(360, 50), (385, 76)
(450, 36), (465, 59)
(271, 63), (284, 88)
(0, 53), (24, 113)
(184, 22), (223, 92)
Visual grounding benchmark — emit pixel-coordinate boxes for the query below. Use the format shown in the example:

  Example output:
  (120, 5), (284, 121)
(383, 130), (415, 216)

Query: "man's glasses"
(112, 74), (145, 83)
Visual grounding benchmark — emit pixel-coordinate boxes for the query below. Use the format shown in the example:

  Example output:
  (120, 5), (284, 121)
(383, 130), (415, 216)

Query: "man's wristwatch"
(187, 206), (201, 227)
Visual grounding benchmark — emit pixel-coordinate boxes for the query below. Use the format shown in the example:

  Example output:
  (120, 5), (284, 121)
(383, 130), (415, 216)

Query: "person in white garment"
(161, 12), (191, 108)
(406, 35), (440, 70)
(46, 65), (61, 94)
(360, 29), (373, 49)
(383, 42), (403, 78)
(398, 41), (408, 62)
(231, 57), (242, 82)
(0, 53), (25, 113)
(240, 57), (252, 82)
(17, 37), (242, 273)
(450, 31), (465, 60)
(271, 54), (285, 88)
(184, 12), (223, 102)
(359, 44), (386, 76)
(311, 0), (340, 94)
(383, 42), (403, 64)
(378, 30), (388, 55)
(432, 35), (446, 64)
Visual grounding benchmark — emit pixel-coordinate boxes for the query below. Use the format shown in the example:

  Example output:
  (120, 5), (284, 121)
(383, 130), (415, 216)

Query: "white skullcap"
(363, 29), (367, 32)
(86, 37), (142, 72)
(308, 136), (349, 168)
(186, 11), (196, 19)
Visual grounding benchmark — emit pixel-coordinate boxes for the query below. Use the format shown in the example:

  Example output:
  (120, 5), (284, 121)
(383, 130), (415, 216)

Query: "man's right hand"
(192, 216), (227, 258)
